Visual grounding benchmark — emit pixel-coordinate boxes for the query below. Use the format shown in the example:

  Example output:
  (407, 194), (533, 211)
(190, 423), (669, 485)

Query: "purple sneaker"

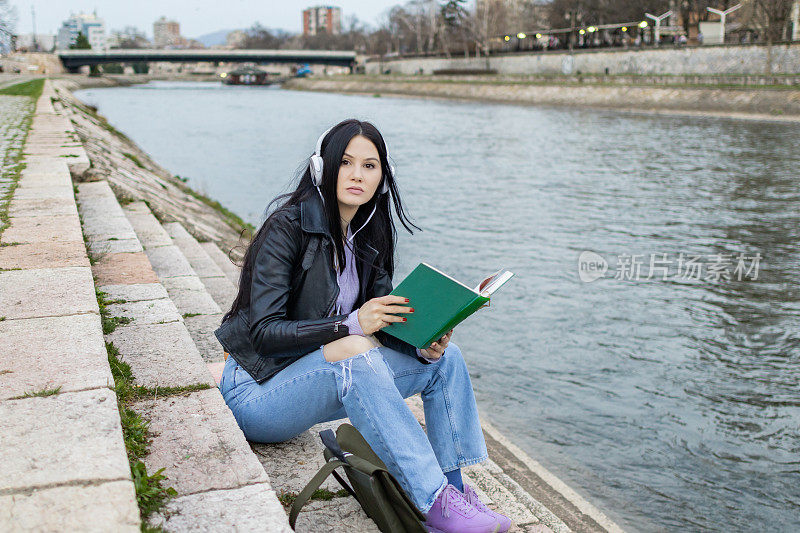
(424, 483), (501, 533)
(463, 482), (513, 533)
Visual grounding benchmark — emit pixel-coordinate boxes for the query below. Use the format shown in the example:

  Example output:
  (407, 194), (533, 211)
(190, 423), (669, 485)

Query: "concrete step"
(123, 201), (226, 362)
(76, 179), (292, 532)
(164, 221), (236, 312)
(1, 83), (140, 532)
(200, 240), (240, 286)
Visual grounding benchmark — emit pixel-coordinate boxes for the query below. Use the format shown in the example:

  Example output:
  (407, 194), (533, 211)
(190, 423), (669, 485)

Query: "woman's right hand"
(357, 295), (413, 335)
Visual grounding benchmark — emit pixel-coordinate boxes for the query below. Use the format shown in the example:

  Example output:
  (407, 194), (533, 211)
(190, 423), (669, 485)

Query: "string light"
(517, 32), (526, 39)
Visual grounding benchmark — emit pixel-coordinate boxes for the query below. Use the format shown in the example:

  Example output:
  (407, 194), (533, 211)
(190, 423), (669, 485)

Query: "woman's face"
(336, 134), (383, 216)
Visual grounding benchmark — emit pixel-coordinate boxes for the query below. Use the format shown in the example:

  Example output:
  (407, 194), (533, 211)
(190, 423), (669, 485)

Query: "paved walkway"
(0, 81), (140, 531)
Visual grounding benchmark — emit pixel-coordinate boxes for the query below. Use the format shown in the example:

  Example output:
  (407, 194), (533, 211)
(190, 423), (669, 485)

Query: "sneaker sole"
(426, 524), (501, 533)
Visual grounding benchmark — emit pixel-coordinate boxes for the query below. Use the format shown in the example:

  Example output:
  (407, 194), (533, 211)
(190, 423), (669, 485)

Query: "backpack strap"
(289, 458), (345, 529)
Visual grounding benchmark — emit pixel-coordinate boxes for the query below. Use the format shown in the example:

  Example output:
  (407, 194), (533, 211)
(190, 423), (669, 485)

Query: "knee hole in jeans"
(323, 334), (376, 362)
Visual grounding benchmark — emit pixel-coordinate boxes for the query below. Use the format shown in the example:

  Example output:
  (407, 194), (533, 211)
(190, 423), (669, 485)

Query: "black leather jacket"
(214, 192), (427, 383)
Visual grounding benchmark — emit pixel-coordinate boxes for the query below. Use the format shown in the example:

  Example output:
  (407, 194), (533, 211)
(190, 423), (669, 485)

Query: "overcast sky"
(10, 1), (407, 38)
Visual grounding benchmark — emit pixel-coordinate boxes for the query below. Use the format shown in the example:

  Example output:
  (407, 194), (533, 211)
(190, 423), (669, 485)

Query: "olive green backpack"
(289, 423), (427, 532)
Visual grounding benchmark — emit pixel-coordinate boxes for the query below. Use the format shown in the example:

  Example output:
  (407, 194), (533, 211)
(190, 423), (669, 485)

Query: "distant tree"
(242, 23), (283, 48)
(70, 31), (91, 49)
(751, 0), (795, 42)
(0, 0), (17, 53)
(113, 26), (149, 49)
(69, 31), (101, 76)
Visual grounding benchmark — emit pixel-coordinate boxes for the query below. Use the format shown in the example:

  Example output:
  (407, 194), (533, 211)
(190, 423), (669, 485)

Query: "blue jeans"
(219, 341), (488, 514)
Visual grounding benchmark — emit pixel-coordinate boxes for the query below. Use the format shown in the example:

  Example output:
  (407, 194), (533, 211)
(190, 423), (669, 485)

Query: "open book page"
(474, 269), (514, 296)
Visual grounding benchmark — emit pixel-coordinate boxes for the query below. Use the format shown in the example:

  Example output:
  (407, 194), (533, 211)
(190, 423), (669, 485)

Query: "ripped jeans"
(218, 341), (488, 514)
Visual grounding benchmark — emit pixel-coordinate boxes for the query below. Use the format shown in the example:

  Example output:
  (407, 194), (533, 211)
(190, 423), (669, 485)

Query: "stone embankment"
(2, 77), (623, 532)
(285, 75), (800, 121)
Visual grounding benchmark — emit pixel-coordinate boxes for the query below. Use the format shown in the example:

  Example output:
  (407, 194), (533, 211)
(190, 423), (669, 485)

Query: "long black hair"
(223, 119), (422, 322)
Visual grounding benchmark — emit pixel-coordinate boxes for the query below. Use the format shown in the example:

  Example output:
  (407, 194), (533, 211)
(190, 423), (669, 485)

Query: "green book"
(382, 263), (514, 349)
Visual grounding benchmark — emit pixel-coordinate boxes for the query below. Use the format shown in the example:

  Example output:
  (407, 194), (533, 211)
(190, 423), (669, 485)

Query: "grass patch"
(0, 316), (5, 321)
(96, 288), (132, 334)
(0, 241), (21, 247)
(0, 136), (32, 240)
(10, 386), (62, 399)
(182, 313), (201, 319)
(0, 369), (12, 375)
(0, 79), (45, 98)
(105, 338), (211, 530)
(72, 101), (133, 142)
(175, 181), (254, 235)
(123, 152), (146, 169)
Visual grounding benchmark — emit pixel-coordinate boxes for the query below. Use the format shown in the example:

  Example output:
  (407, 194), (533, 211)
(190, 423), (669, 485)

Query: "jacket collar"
(300, 191), (380, 260)
(300, 190), (329, 237)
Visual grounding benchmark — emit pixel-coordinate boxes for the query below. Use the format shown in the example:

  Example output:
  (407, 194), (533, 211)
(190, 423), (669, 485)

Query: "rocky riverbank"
(285, 75), (800, 122)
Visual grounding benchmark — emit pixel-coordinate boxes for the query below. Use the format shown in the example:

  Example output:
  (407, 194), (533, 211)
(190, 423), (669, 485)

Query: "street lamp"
(645, 11), (673, 44)
(707, 4), (741, 45)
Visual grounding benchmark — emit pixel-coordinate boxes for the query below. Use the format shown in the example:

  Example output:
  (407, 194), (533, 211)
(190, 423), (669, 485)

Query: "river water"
(75, 81), (800, 532)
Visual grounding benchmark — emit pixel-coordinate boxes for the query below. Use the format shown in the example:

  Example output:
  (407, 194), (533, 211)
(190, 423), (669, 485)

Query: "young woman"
(215, 119), (512, 533)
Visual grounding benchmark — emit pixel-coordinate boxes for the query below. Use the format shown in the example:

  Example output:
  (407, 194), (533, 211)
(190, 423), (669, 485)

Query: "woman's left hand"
(419, 329), (453, 360)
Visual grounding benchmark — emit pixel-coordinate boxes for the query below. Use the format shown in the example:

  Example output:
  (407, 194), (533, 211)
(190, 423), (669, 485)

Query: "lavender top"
(336, 224), (434, 362)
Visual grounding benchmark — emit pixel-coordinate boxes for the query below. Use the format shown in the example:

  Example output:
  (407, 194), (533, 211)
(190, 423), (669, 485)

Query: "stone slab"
(252, 420), (348, 495)
(76, 181), (114, 198)
(87, 237), (143, 256)
(18, 160), (70, 179)
(294, 497), (380, 533)
(161, 276), (221, 315)
(0, 267), (97, 320)
(165, 222), (226, 276)
(98, 283), (168, 303)
(208, 362), (225, 385)
(184, 314), (226, 363)
(77, 195), (125, 220)
(92, 252), (159, 286)
(150, 483), (291, 533)
(0, 480), (140, 532)
(200, 242), (240, 286)
(0, 389), (130, 492)
(7, 197), (78, 218)
(0, 241), (89, 270)
(11, 185), (75, 200)
(2, 214), (83, 244)
(80, 214), (138, 240)
(124, 206), (173, 248)
(201, 276), (236, 310)
(133, 388), (268, 495)
(106, 297), (181, 326)
(145, 246), (196, 278)
(105, 322), (214, 388)
(463, 463), (538, 527)
(0, 314), (112, 401)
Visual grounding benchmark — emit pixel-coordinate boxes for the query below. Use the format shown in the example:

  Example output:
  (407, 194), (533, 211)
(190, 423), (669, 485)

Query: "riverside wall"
(285, 76), (800, 120)
(366, 43), (800, 76)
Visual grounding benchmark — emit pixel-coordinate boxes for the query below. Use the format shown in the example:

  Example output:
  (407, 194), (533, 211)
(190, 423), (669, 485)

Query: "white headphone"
(309, 125), (393, 195)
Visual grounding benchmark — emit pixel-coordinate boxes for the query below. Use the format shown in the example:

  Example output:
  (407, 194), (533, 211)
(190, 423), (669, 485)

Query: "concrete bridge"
(57, 49), (357, 72)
